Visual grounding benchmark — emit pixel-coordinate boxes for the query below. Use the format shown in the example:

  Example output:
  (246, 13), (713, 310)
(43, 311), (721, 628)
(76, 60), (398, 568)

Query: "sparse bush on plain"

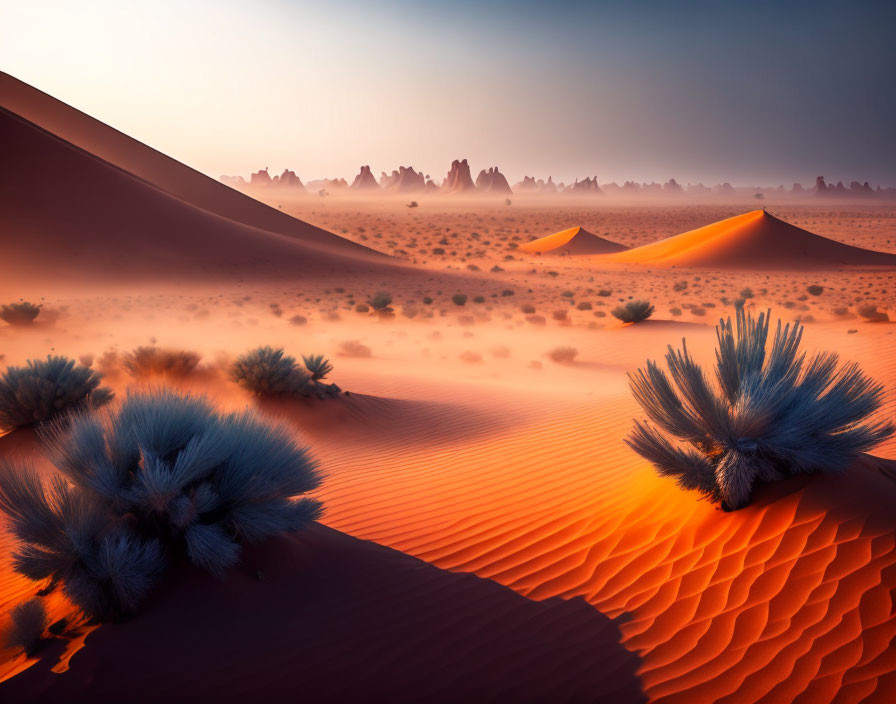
(122, 346), (201, 379)
(338, 340), (372, 358)
(548, 346), (578, 364)
(857, 304), (889, 322)
(452, 294), (468, 306)
(1, 598), (48, 655)
(612, 300), (654, 324)
(0, 391), (322, 621)
(232, 347), (340, 398)
(626, 309), (893, 510)
(1, 302), (41, 327)
(807, 285), (824, 296)
(367, 292), (393, 312)
(0, 356), (113, 431)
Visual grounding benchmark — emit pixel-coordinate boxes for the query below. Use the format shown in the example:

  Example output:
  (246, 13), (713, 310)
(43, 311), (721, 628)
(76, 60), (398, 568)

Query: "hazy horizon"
(2, 0), (894, 187)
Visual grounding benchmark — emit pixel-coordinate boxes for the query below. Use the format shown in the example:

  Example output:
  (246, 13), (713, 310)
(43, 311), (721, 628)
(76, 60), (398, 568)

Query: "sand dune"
(0, 525), (644, 703)
(519, 226), (629, 255)
(0, 108), (399, 289)
(0, 72), (372, 254)
(605, 210), (896, 269)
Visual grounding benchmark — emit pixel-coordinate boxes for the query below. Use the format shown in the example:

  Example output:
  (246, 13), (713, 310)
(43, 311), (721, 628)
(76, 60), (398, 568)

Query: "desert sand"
(2, 74), (896, 703)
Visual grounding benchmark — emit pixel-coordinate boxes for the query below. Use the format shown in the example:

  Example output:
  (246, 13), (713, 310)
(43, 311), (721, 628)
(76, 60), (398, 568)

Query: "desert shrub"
(576, 302), (592, 310)
(672, 281), (688, 292)
(1, 302), (41, 326)
(422, 296), (434, 305)
(452, 294), (467, 306)
(302, 354), (334, 381)
(338, 340), (371, 358)
(122, 346), (201, 378)
(473, 296), (485, 304)
(597, 289), (612, 297)
(502, 290), (515, 297)
(290, 315), (308, 326)
(612, 300), (654, 323)
(807, 285), (824, 296)
(0, 356), (113, 431)
(552, 310), (568, 321)
(521, 304), (536, 314)
(0, 391), (322, 621)
(367, 292), (393, 312)
(857, 304), (889, 322)
(2, 598), (48, 655)
(548, 346), (578, 364)
(626, 309), (893, 510)
(231, 347), (310, 396)
(740, 288), (754, 299)
(354, 304), (369, 313)
(526, 315), (546, 325)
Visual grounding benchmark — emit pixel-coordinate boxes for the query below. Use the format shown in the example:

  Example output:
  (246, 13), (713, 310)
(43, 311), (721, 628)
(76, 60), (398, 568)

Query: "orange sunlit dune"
(519, 226), (629, 255)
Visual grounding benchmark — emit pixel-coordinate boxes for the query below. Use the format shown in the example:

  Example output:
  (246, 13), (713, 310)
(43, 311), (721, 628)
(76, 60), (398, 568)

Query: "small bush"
(1, 302), (41, 326)
(354, 304), (369, 314)
(367, 292), (393, 312)
(548, 347), (578, 364)
(576, 302), (592, 310)
(521, 304), (536, 314)
(452, 294), (468, 306)
(422, 296), (434, 305)
(612, 300), (654, 323)
(597, 289), (612, 297)
(807, 285), (824, 296)
(857, 304), (889, 322)
(0, 391), (323, 621)
(2, 598), (48, 655)
(338, 340), (371, 358)
(626, 309), (893, 510)
(0, 356), (113, 431)
(290, 315), (308, 326)
(302, 354), (334, 381)
(672, 281), (688, 292)
(231, 347), (310, 396)
(122, 346), (200, 378)
(552, 310), (568, 321)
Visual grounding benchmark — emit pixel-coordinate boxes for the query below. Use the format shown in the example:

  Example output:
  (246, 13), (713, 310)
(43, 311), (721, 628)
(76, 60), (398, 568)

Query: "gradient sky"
(2, 0), (894, 186)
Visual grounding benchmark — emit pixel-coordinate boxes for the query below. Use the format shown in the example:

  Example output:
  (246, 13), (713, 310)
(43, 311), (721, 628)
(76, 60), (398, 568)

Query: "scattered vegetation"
(857, 304), (889, 322)
(807, 285), (824, 296)
(626, 309), (893, 510)
(612, 300), (655, 324)
(338, 340), (371, 358)
(548, 347), (578, 364)
(367, 292), (393, 312)
(122, 346), (201, 378)
(0, 302), (41, 327)
(0, 356), (113, 431)
(1, 598), (48, 656)
(452, 294), (468, 306)
(0, 391), (322, 621)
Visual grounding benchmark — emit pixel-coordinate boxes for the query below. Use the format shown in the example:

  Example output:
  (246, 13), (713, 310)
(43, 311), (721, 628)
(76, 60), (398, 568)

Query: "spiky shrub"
(626, 309), (893, 510)
(0, 391), (322, 621)
(2, 598), (48, 655)
(231, 347), (310, 396)
(0, 356), (113, 431)
(302, 354), (333, 381)
(612, 300), (654, 324)
(122, 346), (201, 378)
(0, 302), (41, 326)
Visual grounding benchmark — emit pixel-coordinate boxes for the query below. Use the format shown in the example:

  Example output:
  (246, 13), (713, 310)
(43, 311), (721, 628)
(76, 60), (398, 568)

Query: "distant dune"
(520, 226), (629, 255)
(605, 209), (896, 269)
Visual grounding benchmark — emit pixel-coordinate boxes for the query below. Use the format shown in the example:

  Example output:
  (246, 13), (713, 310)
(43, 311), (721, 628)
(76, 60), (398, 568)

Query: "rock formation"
(380, 166), (426, 192)
(442, 159), (476, 193)
(476, 167), (513, 194)
(568, 177), (602, 194)
(350, 165), (380, 190)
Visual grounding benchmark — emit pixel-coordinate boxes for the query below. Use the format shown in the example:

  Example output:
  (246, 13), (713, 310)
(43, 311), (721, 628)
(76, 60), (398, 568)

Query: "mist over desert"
(3, 1), (896, 702)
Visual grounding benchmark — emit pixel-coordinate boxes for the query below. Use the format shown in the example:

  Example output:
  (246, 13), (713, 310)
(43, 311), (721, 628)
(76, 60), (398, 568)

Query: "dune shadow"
(256, 392), (519, 448)
(3, 524), (646, 703)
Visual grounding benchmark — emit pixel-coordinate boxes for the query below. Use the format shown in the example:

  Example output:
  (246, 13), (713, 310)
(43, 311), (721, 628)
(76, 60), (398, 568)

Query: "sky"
(2, 0), (894, 186)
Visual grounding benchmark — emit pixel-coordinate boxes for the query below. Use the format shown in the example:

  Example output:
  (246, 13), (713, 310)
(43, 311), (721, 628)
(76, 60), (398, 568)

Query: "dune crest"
(604, 210), (896, 269)
(520, 226), (629, 255)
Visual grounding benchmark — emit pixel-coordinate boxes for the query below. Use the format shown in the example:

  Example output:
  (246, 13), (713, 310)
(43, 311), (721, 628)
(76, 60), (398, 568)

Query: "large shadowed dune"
(0, 108), (400, 288)
(520, 226), (629, 255)
(604, 210), (896, 269)
(0, 71), (369, 253)
(0, 524), (644, 703)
